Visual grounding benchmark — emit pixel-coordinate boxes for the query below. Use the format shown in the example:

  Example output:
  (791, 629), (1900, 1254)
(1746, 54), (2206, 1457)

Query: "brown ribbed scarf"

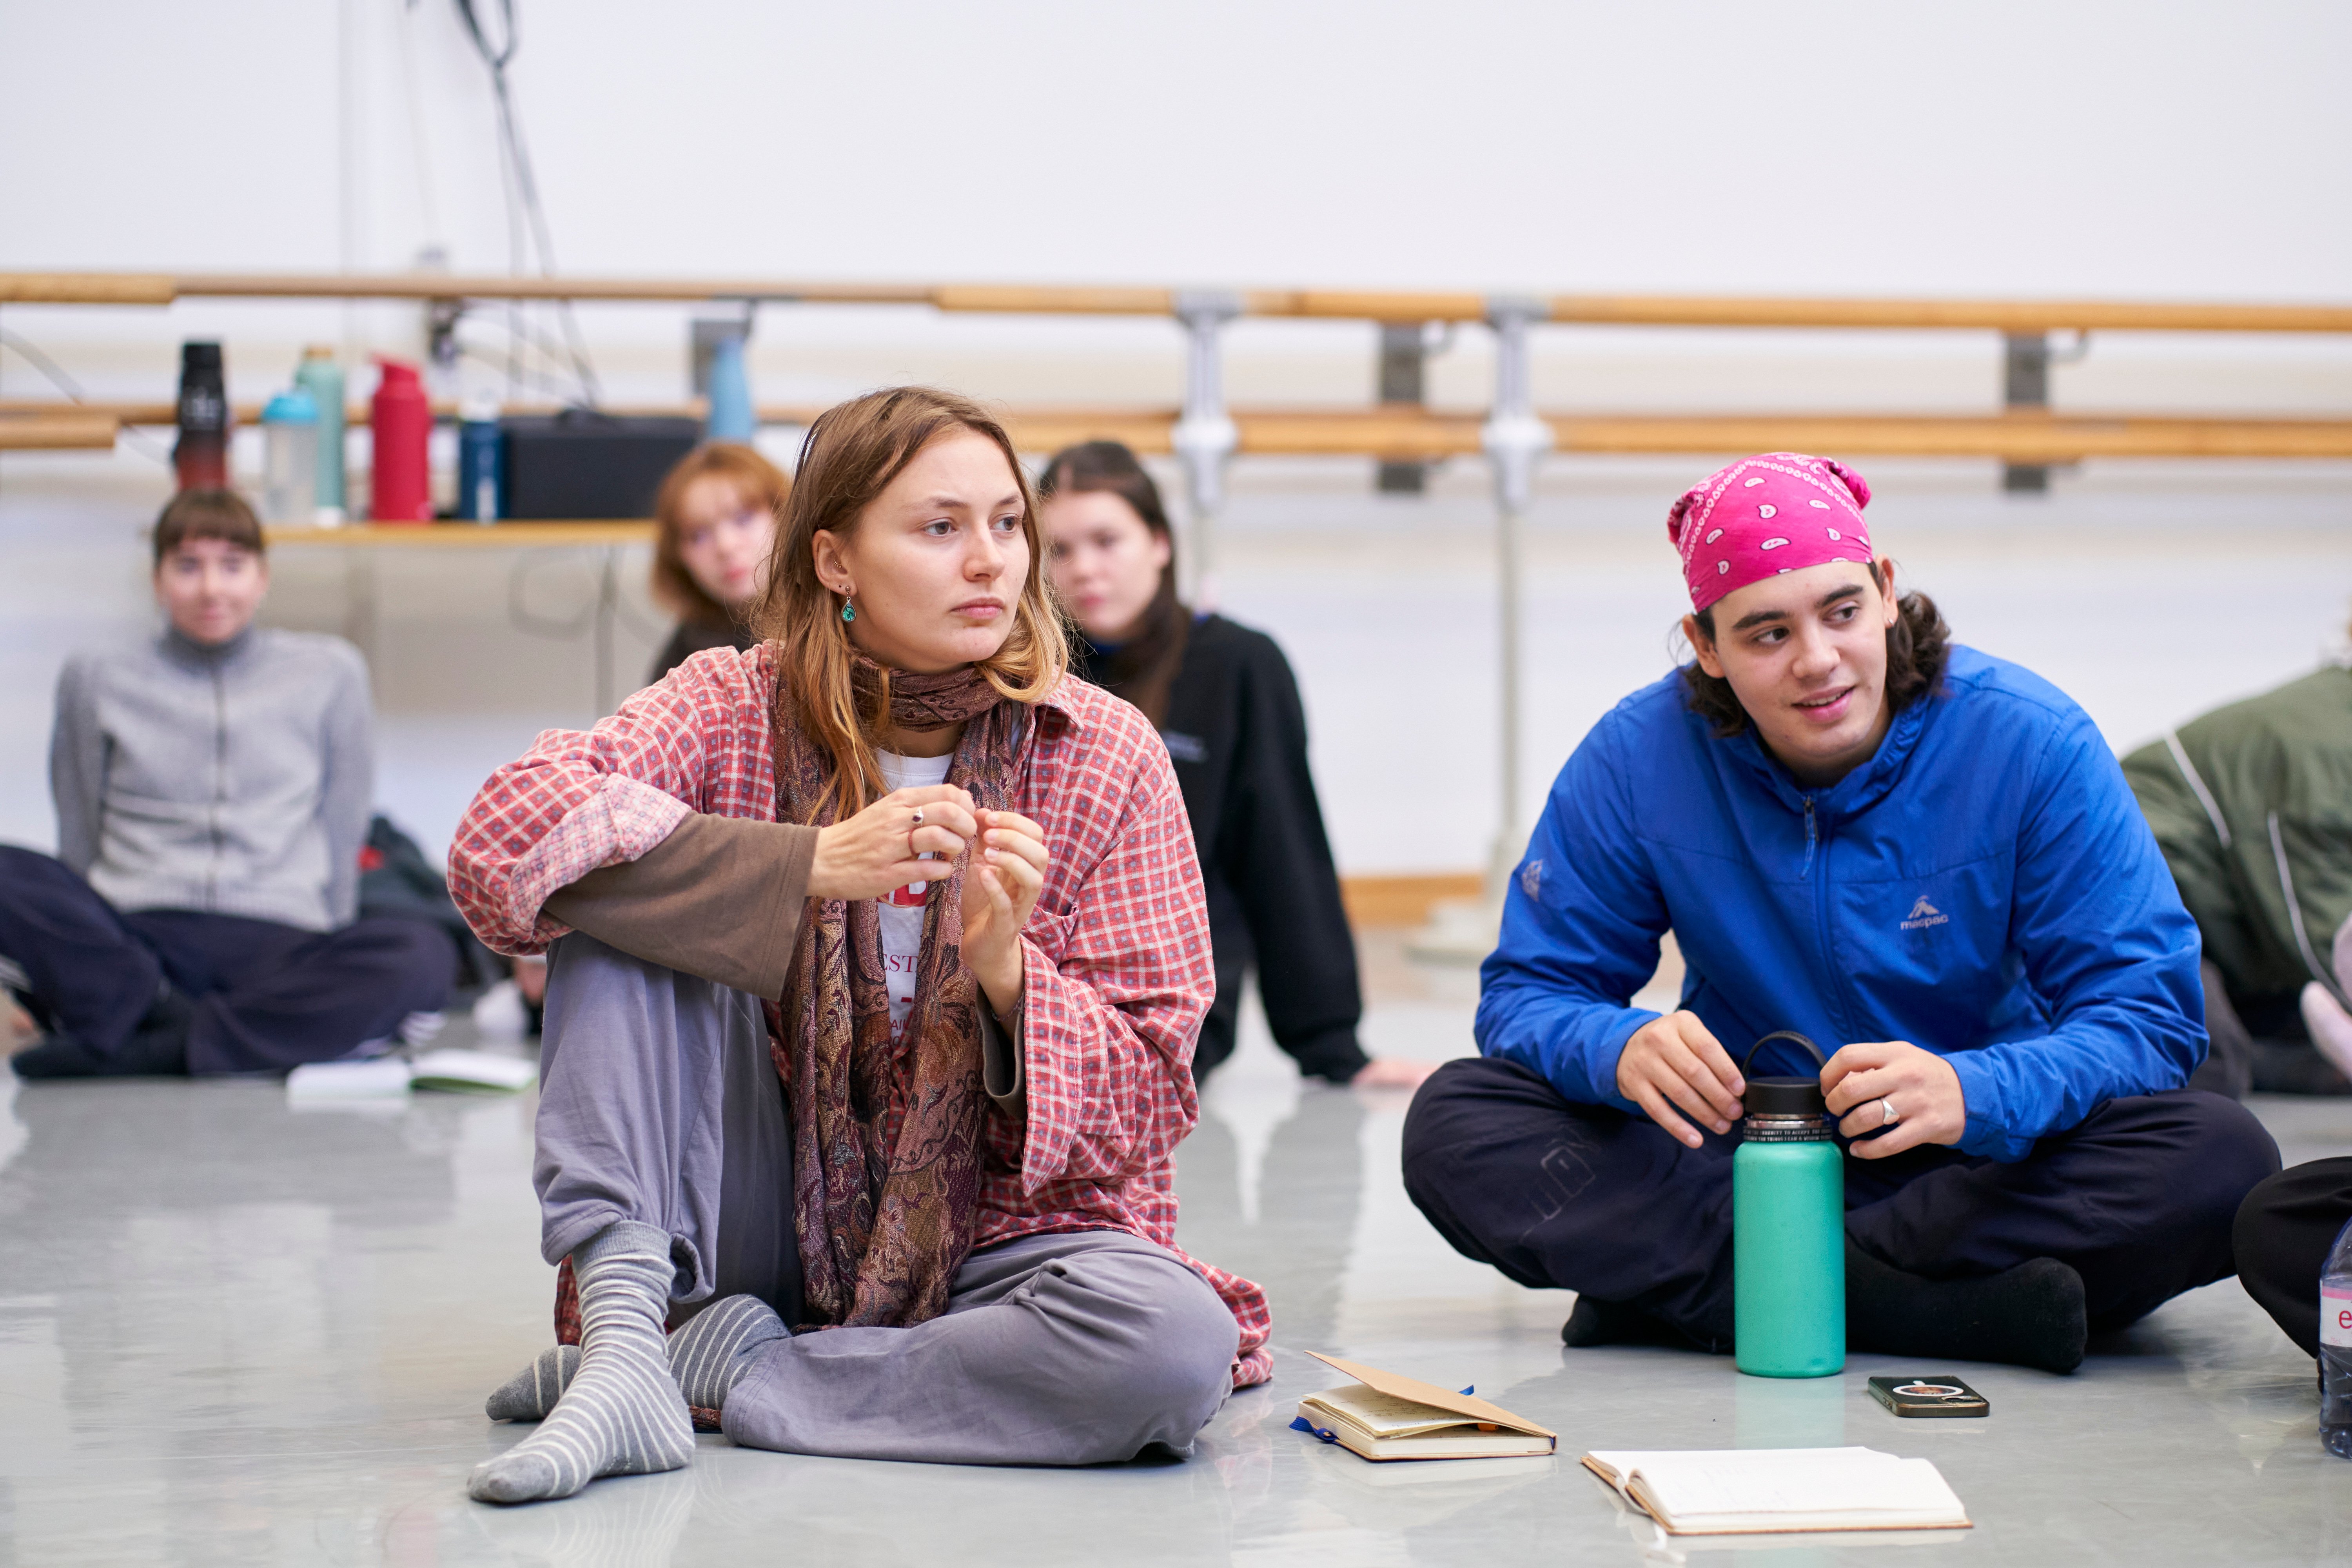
(767, 655), (1025, 1329)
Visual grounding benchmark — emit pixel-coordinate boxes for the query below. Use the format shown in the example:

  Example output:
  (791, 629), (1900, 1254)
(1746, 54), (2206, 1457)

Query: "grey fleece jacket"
(50, 626), (374, 932)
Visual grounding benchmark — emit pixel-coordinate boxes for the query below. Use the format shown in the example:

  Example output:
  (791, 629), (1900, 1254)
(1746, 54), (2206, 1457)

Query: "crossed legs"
(472, 934), (1236, 1504)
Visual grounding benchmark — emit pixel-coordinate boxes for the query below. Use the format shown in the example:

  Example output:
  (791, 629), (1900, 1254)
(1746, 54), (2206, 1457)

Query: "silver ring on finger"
(1880, 1096), (1900, 1127)
(908, 806), (925, 857)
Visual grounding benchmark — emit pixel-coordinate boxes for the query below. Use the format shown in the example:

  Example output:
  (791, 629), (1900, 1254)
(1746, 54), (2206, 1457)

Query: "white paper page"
(1593, 1448), (1960, 1520)
(1306, 1385), (1482, 1438)
(286, 1058), (413, 1102)
(407, 1049), (538, 1091)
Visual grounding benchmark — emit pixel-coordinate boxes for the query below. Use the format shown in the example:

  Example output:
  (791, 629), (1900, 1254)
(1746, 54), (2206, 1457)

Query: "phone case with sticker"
(1867, 1376), (1989, 1417)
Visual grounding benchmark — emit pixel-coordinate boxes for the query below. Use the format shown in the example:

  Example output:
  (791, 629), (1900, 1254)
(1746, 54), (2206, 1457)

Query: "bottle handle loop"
(1742, 1030), (1829, 1076)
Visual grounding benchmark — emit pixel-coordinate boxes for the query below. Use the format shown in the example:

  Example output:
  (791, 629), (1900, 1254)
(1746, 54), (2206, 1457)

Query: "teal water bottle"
(705, 332), (755, 442)
(295, 346), (346, 522)
(1734, 1030), (1845, 1378)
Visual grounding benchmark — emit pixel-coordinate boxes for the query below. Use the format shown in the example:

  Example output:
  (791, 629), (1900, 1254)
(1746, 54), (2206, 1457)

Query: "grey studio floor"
(7, 460), (2352, 1564)
(1, 933), (2349, 1568)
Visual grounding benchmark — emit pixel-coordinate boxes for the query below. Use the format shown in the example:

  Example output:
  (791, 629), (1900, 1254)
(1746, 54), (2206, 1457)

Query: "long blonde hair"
(750, 387), (1068, 820)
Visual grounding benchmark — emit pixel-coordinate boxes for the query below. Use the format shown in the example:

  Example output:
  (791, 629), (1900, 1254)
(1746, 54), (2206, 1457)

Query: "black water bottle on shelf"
(173, 340), (230, 491)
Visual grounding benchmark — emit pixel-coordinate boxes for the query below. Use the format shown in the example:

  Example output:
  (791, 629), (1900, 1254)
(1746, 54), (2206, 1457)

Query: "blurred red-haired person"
(645, 442), (789, 682)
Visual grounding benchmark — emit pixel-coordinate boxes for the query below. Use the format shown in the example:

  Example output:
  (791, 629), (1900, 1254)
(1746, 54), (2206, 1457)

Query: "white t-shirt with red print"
(875, 749), (954, 1042)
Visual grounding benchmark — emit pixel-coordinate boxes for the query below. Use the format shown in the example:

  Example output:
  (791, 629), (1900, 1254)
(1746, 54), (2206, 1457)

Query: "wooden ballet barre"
(0, 273), (930, 307)
(0, 273), (178, 305)
(1550, 413), (2352, 461)
(1536, 295), (2352, 335)
(178, 274), (934, 306)
(0, 413), (118, 450)
(1265, 293), (2352, 334)
(1004, 409), (2352, 462)
(11, 398), (2352, 461)
(263, 521), (654, 547)
(0, 399), (840, 428)
(9, 272), (2352, 334)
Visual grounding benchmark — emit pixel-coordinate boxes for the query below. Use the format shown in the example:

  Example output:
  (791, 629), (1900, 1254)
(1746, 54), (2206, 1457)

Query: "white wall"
(7, 0), (2352, 414)
(4, 1), (2351, 873)
(8, 0), (2350, 294)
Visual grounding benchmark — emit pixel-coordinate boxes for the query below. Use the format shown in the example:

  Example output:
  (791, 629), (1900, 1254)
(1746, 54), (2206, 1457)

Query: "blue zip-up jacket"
(1476, 646), (2206, 1162)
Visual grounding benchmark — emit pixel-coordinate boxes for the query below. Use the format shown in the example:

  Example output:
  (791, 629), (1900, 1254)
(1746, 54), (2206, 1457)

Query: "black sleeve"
(1217, 633), (1369, 1082)
(648, 623), (700, 686)
(647, 620), (749, 687)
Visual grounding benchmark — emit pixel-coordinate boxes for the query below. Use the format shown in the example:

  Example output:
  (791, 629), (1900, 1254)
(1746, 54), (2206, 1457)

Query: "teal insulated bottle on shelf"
(295, 346), (346, 522)
(705, 332), (755, 442)
(1734, 1030), (1845, 1378)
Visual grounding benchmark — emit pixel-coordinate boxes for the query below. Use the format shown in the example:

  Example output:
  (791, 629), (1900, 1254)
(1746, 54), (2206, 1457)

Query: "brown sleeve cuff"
(541, 813), (815, 1001)
(979, 1002), (1026, 1118)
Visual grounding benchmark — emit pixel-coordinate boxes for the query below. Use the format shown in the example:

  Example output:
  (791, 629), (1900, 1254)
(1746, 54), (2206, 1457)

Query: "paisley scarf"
(768, 655), (1027, 1328)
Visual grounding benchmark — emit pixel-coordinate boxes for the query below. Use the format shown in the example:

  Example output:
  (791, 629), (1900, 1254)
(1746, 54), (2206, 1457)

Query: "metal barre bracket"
(1482, 296), (1553, 512)
(1481, 294), (1553, 897)
(1377, 323), (1433, 492)
(1171, 290), (1243, 603)
(2001, 329), (2089, 493)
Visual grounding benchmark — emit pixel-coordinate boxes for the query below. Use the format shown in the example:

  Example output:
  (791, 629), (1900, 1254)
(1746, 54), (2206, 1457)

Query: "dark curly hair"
(1681, 563), (1952, 739)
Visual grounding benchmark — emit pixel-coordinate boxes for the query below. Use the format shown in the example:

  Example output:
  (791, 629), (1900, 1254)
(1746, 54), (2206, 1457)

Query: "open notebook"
(1582, 1447), (1971, 1535)
(287, 1049), (537, 1103)
(1293, 1351), (1556, 1461)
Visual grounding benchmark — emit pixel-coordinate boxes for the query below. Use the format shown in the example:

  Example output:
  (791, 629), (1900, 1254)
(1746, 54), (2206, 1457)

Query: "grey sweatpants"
(534, 933), (1239, 1465)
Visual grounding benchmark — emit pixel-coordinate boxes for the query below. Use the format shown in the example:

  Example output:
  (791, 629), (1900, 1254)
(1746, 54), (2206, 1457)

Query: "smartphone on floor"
(1867, 1376), (1989, 1418)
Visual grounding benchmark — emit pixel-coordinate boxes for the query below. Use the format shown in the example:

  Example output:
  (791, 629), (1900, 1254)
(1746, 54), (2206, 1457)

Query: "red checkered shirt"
(448, 646), (1272, 1388)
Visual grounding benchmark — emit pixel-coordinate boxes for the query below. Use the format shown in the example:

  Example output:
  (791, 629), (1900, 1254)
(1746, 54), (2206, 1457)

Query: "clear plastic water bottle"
(258, 389), (319, 524)
(2323, 1215), (2352, 1457)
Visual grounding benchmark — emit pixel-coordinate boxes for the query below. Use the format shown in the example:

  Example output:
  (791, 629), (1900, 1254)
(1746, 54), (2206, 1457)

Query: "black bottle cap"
(1744, 1075), (1828, 1116)
(1740, 1030), (1830, 1118)
(180, 341), (223, 371)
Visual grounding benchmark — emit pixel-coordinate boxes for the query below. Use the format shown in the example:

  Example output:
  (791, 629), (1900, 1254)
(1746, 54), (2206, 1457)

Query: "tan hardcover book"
(1292, 1351), (1557, 1462)
(1580, 1446), (1972, 1535)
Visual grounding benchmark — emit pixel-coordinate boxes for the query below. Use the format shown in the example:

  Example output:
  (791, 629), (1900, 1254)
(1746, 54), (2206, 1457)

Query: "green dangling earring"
(840, 595), (856, 624)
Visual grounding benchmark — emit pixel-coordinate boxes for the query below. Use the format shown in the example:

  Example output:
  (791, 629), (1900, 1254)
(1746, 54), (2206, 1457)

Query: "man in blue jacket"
(1402, 453), (2278, 1374)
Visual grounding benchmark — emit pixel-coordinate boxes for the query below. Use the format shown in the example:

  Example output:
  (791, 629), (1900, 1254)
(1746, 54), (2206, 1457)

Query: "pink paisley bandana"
(1667, 453), (1873, 613)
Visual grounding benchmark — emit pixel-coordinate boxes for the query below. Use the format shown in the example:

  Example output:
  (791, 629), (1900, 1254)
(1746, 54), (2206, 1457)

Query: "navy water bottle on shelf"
(2323, 1215), (2352, 1457)
(457, 395), (504, 522)
(1733, 1031), (1845, 1378)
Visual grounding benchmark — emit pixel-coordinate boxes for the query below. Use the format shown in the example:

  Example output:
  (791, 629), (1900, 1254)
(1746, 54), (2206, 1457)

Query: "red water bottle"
(368, 357), (433, 523)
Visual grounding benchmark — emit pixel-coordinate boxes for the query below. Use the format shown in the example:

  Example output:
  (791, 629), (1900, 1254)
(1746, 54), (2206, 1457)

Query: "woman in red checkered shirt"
(450, 388), (1270, 1507)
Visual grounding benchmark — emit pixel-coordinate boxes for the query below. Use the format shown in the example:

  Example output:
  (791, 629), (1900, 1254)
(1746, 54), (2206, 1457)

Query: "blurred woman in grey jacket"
(2, 489), (451, 1077)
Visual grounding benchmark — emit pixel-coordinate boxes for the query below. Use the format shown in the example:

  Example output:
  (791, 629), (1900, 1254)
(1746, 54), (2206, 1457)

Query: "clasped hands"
(1613, 1010), (1965, 1157)
(808, 783), (1047, 1024)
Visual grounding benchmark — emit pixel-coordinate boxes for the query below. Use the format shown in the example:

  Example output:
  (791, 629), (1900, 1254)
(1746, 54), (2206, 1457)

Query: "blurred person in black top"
(1040, 441), (1434, 1089)
(645, 443), (790, 683)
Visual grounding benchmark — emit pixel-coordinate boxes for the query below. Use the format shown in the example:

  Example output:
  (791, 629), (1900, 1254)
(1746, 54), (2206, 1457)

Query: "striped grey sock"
(668, 1295), (789, 1410)
(467, 1221), (693, 1505)
(485, 1346), (579, 1423)
(482, 1295), (787, 1422)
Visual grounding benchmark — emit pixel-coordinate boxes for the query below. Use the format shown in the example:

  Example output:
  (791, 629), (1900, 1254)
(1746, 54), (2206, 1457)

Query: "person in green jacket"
(2122, 662), (2352, 1096)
